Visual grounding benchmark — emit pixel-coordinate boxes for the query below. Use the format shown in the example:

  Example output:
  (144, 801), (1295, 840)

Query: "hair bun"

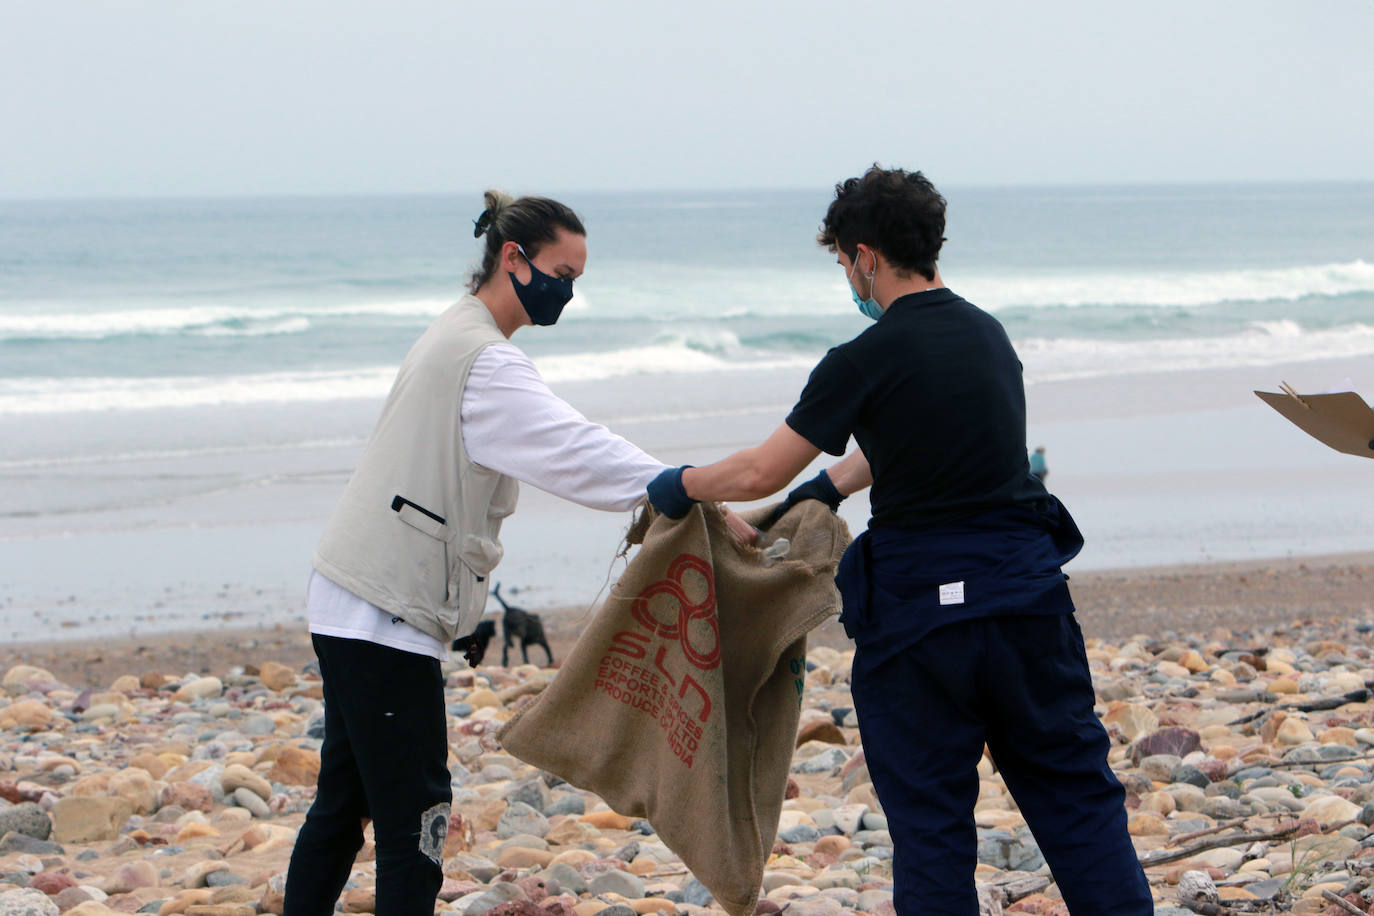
(473, 189), (515, 238)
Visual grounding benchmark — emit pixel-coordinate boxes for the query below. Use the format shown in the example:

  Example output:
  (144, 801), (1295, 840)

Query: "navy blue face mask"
(509, 244), (574, 326)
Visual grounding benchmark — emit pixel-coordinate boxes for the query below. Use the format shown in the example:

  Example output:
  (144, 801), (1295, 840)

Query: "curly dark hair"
(468, 190), (586, 293)
(817, 165), (947, 281)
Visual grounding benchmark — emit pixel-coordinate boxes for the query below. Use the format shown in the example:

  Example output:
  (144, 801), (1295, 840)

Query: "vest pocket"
(392, 495), (454, 602)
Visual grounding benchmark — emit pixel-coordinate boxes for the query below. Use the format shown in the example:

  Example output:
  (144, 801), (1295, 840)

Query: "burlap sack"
(497, 499), (850, 915)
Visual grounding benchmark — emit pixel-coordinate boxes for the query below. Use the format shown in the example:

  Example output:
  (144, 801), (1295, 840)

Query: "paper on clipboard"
(1255, 382), (1374, 459)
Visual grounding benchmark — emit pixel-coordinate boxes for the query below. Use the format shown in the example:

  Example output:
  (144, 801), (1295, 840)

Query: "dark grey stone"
(504, 778), (549, 812)
(545, 863), (587, 895)
(0, 831), (63, 855)
(1242, 878), (1286, 901)
(0, 802), (51, 841)
(544, 793), (585, 817)
(779, 824), (821, 844)
(681, 878), (714, 907)
(1170, 764), (1211, 789)
(976, 826), (1044, 871)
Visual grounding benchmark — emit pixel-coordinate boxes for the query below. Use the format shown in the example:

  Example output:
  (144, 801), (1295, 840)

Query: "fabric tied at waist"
(837, 496), (1084, 671)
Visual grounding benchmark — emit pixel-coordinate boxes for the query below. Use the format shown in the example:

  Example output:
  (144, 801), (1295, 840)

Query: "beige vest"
(313, 295), (518, 644)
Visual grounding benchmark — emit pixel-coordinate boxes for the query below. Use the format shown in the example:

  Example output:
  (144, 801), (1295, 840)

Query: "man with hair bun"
(647, 166), (1152, 914)
(286, 191), (677, 915)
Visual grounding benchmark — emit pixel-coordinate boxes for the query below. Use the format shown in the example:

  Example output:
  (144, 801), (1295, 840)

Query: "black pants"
(284, 634), (451, 916)
(849, 614), (1152, 916)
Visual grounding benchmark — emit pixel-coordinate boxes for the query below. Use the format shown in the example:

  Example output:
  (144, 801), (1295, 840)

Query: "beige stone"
(580, 809), (634, 830)
(258, 661), (297, 692)
(175, 676), (223, 700)
(0, 698), (53, 730)
(70, 771), (113, 796)
(496, 846), (555, 868)
(1178, 650), (1208, 673)
(52, 795), (133, 843)
(109, 768), (159, 814)
(1139, 791), (1176, 815)
(65, 904), (122, 916)
(1127, 812), (1169, 836)
(1269, 676), (1299, 694)
(221, 763), (272, 801)
(1102, 702), (1159, 741)
(266, 747), (320, 786)
(814, 835), (851, 856)
(176, 821), (221, 843)
(1276, 718), (1315, 746)
(2, 664), (55, 687)
(110, 674), (141, 692)
(1301, 794), (1362, 827)
(551, 849), (599, 866)
(546, 819), (600, 845)
(467, 687), (502, 708)
(1319, 726), (1357, 746)
(165, 760), (214, 782)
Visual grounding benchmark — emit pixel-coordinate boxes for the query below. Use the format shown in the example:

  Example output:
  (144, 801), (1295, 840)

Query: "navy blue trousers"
(284, 635), (451, 916)
(849, 614), (1152, 915)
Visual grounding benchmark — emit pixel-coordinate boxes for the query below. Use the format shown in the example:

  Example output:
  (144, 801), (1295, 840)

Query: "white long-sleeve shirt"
(309, 342), (669, 658)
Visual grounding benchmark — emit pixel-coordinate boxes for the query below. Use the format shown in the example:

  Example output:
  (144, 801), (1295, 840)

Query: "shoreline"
(6, 550), (1372, 690)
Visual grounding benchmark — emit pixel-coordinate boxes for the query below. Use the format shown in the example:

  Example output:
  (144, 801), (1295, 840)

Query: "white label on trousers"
(939, 581), (965, 606)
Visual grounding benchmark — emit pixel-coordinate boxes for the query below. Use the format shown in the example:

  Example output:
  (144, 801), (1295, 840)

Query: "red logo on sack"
(629, 554), (720, 670)
(593, 553), (720, 769)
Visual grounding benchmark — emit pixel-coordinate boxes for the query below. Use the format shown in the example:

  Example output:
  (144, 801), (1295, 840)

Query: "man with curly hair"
(646, 166), (1152, 914)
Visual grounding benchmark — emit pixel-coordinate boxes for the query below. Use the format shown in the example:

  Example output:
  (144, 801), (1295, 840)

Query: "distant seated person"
(1029, 445), (1048, 482)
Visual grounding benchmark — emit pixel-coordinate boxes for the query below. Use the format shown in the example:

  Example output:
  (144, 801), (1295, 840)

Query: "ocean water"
(3, 183), (1373, 418)
(3, 183), (1374, 635)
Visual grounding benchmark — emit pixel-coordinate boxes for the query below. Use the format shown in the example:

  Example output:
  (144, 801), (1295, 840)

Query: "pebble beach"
(2, 555), (1374, 915)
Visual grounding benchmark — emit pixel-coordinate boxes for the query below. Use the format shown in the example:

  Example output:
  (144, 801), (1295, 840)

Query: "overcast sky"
(3, 0), (1372, 198)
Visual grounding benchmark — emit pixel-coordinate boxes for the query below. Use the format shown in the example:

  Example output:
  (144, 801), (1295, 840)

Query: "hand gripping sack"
(497, 500), (850, 915)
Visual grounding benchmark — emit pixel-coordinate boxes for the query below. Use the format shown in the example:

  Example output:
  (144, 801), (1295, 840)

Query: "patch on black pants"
(419, 802), (449, 866)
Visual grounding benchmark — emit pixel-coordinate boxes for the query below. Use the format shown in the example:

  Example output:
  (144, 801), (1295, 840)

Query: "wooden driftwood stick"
(1140, 822), (1302, 867)
(1167, 817), (1249, 847)
(1321, 889), (1367, 916)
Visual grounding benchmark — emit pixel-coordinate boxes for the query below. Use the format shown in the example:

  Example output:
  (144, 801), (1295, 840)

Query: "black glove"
(453, 635), (484, 668)
(764, 469), (844, 529)
(647, 465), (696, 519)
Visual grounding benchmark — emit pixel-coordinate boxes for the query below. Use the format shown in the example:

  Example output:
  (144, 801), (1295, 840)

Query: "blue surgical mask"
(509, 244), (574, 326)
(848, 255), (883, 321)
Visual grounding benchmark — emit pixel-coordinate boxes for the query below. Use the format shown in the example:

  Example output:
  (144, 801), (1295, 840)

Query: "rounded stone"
(588, 869), (645, 899)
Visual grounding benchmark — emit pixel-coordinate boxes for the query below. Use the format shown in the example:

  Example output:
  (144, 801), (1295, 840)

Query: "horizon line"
(4, 177), (1374, 206)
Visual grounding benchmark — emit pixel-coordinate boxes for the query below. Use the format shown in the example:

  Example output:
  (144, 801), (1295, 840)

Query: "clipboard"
(1255, 382), (1374, 458)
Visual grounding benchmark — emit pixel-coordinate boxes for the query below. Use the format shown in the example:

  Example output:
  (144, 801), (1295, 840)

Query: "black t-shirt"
(786, 288), (1048, 529)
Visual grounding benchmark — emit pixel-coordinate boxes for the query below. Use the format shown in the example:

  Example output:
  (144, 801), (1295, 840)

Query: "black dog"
(451, 618), (496, 668)
(492, 583), (554, 667)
